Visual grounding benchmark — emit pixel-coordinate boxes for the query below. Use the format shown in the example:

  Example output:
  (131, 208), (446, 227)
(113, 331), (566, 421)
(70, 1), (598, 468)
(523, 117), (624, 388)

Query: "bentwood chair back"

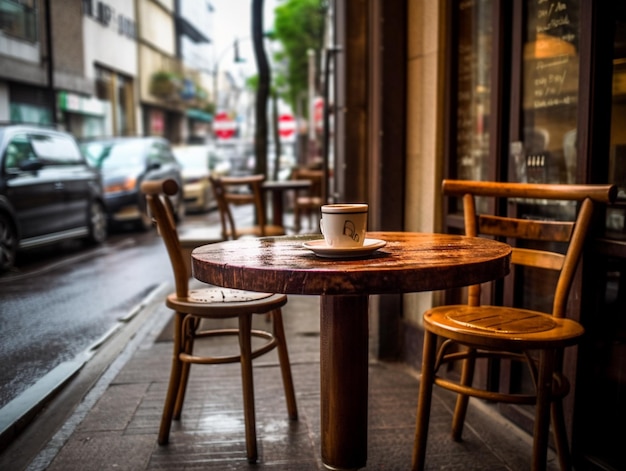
(141, 179), (297, 463)
(291, 167), (324, 233)
(412, 180), (617, 471)
(210, 174), (285, 239)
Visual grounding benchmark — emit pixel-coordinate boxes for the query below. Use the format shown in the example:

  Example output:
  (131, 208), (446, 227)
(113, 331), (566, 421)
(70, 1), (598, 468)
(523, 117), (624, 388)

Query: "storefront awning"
(186, 108), (213, 123)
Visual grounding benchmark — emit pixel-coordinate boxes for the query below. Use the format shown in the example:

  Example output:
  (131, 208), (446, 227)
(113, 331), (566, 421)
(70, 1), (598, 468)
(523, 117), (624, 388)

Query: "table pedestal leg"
(320, 294), (369, 470)
(271, 191), (283, 227)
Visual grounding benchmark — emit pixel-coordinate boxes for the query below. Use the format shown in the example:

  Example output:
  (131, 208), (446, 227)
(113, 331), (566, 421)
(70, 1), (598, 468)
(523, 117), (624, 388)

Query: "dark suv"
(0, 125), (107, 272)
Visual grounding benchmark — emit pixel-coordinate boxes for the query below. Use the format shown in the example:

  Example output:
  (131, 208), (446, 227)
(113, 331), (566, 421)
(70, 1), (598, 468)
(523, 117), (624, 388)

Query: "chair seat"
(424, 305), (585, 349)
(166, 290), (288, 317)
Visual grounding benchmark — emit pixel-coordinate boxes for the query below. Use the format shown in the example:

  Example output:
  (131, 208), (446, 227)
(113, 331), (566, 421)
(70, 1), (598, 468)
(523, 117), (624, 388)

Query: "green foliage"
(272, 0), (327, 114)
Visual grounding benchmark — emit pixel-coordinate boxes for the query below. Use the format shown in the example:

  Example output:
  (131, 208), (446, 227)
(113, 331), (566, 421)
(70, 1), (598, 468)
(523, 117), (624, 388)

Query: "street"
(0, 212), (220, 411)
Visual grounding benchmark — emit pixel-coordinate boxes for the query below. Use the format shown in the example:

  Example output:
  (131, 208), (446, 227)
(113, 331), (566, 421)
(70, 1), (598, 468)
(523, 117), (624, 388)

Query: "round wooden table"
(192, 231), (511, 470)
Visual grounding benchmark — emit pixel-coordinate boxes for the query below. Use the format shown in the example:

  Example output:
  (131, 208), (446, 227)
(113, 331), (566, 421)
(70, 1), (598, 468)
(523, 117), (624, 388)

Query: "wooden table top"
(192, 231), (511, 296)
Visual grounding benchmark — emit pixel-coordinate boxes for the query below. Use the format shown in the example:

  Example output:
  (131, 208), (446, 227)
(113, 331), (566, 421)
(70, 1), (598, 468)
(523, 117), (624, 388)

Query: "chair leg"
(271, 309), (298, 419)
(238, 314), (258, 463)
(451, 347), (477, 441)
(532, 349), (556, 471)
(551, 398), (572, 471)
(174, 316), (198, 419)
(412, 330), (438, 471)
(158, 311), (185, 445)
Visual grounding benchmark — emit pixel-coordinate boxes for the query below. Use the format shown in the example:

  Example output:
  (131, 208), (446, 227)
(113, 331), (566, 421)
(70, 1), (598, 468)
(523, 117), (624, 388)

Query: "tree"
(272, 0), (327, 118)
(252, 0), (271, 177)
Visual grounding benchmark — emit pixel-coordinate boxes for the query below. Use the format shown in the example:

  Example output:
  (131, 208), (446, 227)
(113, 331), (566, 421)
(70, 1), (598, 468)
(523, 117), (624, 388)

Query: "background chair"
(141, 179), (297, 463)
(291, 167), (324, 233)
(412, 180), (616, 471)
(210, 174), (285, 239)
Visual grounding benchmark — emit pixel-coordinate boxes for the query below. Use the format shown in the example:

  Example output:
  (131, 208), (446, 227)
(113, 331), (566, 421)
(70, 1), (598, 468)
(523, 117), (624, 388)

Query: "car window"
(30, 133), (83, 165)
(163, 145), (177, 164)
(88, 140), (145, 169)
(174, 147), (211, 170)
(3, 134), (36, 170)
(146, 143), (162, 166)
(151, 142), (172, 165)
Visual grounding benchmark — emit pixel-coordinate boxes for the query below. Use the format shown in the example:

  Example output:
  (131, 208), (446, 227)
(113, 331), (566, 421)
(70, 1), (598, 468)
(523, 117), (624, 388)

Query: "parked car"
(173, 144), (231, 213)
(80, 137), (184, 231)
(0, 125), (107, 272)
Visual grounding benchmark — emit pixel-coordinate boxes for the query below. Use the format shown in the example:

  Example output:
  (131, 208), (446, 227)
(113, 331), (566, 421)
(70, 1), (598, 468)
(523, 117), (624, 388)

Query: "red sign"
(214, 112), (236, 139)
(314, 97), (324, 130)
(278, 113), (296, 138)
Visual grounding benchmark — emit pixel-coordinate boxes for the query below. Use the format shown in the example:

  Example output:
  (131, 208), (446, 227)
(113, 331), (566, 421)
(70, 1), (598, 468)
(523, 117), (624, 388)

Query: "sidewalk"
(3, 289), (559, 471)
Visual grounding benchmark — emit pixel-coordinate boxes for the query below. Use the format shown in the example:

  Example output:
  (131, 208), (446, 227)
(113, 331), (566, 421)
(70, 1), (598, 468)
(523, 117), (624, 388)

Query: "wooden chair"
(210, 174), (286, 239)
(292, 168), (324, 233)
(412, 180), (617, 471)
(141, 179), (297, 463)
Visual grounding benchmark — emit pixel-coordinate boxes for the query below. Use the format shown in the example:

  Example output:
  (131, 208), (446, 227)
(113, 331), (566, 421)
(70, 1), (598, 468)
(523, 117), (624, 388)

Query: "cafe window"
(442, 0), (626, 464)
(455, 0), (492, 184)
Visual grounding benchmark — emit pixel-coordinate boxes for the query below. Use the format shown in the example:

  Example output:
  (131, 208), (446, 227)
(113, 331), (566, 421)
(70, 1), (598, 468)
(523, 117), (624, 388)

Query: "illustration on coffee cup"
(342, 220), (359, 242)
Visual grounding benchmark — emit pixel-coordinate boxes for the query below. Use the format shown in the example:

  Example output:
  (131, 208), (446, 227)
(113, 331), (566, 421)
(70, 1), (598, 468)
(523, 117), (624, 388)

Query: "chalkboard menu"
(524, 0), (580, 111)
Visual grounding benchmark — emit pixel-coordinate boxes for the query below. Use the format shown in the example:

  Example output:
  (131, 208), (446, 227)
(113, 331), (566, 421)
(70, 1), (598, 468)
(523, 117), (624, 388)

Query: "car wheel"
(87, 201), (107, 244)
(0, 213), (18, 272)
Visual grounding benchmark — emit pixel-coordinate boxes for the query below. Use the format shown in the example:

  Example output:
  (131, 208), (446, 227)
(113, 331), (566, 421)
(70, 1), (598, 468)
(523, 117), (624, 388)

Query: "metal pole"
(322, 46), (341, 204)
(44, 0), (57, 126)
(307, 48), (316, 159)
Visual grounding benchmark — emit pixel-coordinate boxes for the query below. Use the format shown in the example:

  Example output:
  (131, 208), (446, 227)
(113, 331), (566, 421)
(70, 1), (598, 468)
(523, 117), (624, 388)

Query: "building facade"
(0, 0), (213, 142)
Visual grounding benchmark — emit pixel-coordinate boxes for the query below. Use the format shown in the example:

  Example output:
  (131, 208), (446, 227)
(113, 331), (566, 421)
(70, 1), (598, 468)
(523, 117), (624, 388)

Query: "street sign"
(278, 113), (296, 139)
(214, 112), (236, 139)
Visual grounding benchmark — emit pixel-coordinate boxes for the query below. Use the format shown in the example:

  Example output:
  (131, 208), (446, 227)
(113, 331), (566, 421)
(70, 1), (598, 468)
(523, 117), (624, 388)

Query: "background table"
(262, 179), (311, 227)
(192, 232), (511, 470)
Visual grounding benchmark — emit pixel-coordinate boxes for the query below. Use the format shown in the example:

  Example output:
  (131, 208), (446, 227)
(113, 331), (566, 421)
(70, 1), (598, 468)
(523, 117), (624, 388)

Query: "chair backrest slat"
(477, 214), (575, 242)
(443, 180), (617, 317)
(511, 247), (564, 270)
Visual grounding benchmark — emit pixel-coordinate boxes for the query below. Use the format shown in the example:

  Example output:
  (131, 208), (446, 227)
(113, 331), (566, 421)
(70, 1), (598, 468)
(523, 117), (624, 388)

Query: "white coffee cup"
(320, 204), (368, 247)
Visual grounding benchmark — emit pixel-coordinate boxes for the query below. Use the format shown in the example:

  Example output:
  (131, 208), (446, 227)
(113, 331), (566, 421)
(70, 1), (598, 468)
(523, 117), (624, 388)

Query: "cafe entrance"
(443, 1), (626, 468)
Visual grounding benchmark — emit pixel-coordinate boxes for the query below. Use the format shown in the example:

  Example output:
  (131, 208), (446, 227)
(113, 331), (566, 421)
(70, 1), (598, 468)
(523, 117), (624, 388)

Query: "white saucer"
(303, 238), (387, 258)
